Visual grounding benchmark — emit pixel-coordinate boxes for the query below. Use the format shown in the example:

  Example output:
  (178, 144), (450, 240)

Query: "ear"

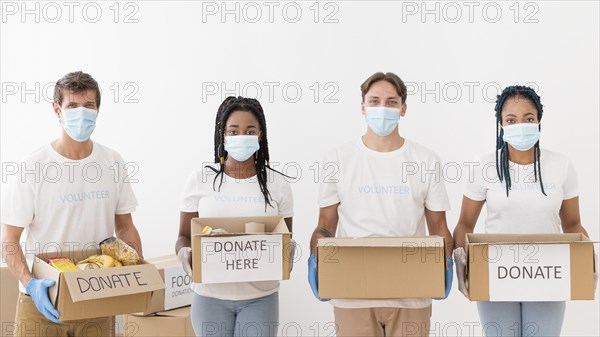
(258, 130), (263, 142)
(400, 103), (407, 117)
(360, 101), (366, 116)
(52, 102), (62, 119)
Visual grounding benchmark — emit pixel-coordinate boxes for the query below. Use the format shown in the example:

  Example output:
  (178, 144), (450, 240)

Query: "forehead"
(62, 89), (97, 104)
(501, 96), (538, 116)
(225, 110), (259, 125)
(365, 80), (399, 97)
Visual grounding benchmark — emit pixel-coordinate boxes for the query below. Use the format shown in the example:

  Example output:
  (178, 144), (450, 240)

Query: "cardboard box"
(191, 216), (292, 284)
(32, 249), (164, 321)
(124, 306), (194, 337)
(317, 236), (446, 299)
(1, 267), (19, 337)
(463, 233), (596, 301)
(142, 255), (193, 315)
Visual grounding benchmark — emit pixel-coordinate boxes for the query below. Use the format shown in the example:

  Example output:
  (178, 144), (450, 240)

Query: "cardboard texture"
(31, 249), (164, 321)
(317, 236), (446, 299)
(191, 216), (292, 284)
(463, 233), (596, 301)
(124, 306), (194, 337)
(142, 255), (193, 315)
(1, 267), (19, 337)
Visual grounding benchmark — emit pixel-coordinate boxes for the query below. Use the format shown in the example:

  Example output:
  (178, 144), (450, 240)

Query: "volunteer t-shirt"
(319, 138), (451, 309)
(465, 149), (578, 234)
(180, 165), (293, 301)
(0, 142), (138, 292)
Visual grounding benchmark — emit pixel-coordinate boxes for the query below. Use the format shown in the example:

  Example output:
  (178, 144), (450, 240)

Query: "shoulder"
(93, 142), (126, 162)
(323, 140), (360, 161)
(540, 148), (569, 164)
(20, 144), (52, 164)
(403, 139), (442, 162)
(189, 164), (220, 183)
(266, 167), (292, 187)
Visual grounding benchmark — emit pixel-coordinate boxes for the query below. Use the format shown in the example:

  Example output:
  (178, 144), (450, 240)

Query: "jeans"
(477, 301), (566, 337)
(191, 292), (279, 337)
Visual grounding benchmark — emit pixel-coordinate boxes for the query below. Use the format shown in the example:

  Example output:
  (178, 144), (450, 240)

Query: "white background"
(1, 1), (598, 336)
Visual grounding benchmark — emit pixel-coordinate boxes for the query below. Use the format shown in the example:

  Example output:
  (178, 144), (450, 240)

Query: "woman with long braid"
(175, 96), (293, 337)
(453, 85), (591, 337)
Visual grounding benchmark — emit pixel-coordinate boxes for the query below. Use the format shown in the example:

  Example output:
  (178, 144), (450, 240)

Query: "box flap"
(466, 233), (592, 245)
(191, 216), (286, 235)
(62, 263), (165, 302)
(146, 255), (181, 270)
(155, 306), (191, 318)
(317, 236), (444, 247)
(271, 218), (290, 234)
(31, 255), (61, 305)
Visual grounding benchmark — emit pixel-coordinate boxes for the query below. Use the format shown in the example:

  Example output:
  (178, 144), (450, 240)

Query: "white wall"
(1, 1), (598, 336)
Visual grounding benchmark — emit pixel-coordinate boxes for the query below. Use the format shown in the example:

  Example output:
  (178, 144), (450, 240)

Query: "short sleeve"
(115, 154), (138, 215)
(424, 155), (451, 211)
(276, 178), (294, 218)
(318, 152), (340, 208)
(562, 159), (579, 200)
(464, 157), (487, 202)
(0, 162), (35, 227)
(181, 171), (201, 212)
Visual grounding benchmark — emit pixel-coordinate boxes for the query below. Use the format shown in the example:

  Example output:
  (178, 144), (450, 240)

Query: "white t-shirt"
(465, 149), (578, 234)
(319, 138), (451, 309)
(181, 165), (294, 301)
(1, 142), (138, 292)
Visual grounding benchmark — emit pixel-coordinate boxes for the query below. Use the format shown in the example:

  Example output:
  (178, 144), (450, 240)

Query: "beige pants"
(13, 293), (114, 337)
(334, 305), (432, 337)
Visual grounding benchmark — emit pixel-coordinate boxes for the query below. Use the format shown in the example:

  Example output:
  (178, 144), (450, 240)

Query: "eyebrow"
(504, 112), (536, 118)
(367, 95), (399, 100)
(226, 125), (258, 128)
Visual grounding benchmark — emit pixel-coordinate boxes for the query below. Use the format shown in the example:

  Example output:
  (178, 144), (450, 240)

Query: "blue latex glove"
(434, 257), (454, 300)
(26, 278), (61, 323)
(308, 255), (329, 302)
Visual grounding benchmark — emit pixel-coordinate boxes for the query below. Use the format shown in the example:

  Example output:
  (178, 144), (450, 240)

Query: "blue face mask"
(61, 107), (97, 142)
(502, 123), (540, 151)
(365, 107), (401, 137)
(225, 135), (260, 162)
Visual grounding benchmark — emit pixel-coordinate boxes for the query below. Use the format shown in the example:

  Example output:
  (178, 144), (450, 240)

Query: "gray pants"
(191, 292), (279, 337)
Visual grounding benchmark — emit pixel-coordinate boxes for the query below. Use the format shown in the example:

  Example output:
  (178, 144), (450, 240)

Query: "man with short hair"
(308, 72), (454, 337)
(1, 71), (143, 337)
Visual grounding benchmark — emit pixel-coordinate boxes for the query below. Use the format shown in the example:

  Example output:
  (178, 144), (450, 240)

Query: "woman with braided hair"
(175, 96), (294, 337)
(453, 85), (591, 337)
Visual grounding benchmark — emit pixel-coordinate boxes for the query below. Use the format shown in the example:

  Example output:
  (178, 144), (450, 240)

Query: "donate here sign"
(488, 243), (571, 301)
(201, 234), (283, 283)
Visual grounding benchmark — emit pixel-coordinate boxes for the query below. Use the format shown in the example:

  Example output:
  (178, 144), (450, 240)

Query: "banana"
(79, 254), (115, 268)
(112, 259), (123, 267)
